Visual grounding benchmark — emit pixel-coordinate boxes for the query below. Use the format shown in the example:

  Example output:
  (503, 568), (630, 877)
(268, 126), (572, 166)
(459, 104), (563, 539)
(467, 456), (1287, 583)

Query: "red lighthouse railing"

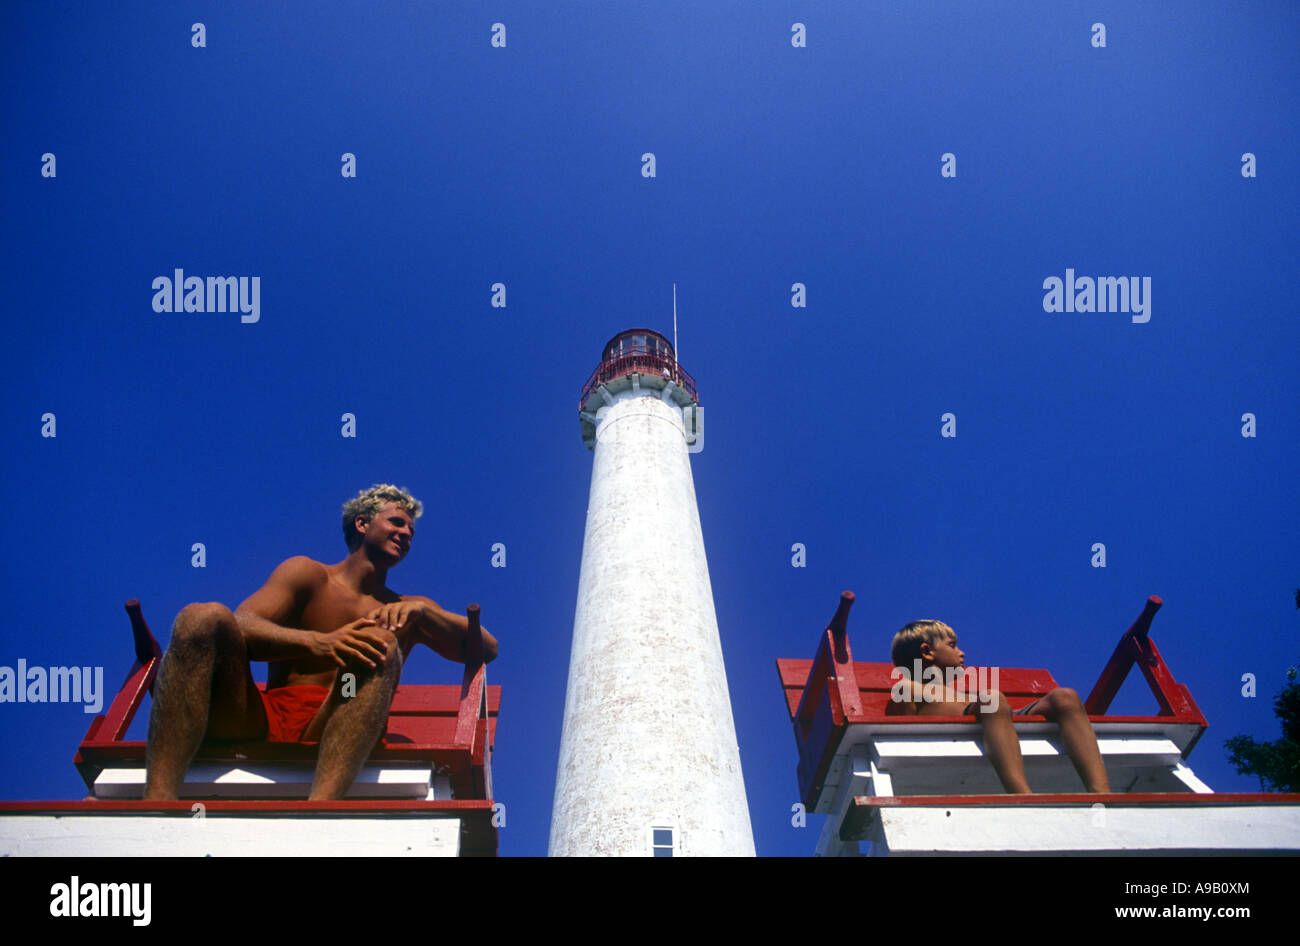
(578, 330), (698, 409)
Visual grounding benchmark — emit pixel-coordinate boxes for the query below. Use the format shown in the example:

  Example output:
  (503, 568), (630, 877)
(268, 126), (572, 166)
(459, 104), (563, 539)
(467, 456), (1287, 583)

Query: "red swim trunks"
(260, 685), (331, 743)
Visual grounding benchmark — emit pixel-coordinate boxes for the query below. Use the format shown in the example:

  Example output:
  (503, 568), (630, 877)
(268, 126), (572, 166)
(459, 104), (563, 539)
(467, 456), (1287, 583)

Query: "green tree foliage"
(1223, 591), (1300, 792)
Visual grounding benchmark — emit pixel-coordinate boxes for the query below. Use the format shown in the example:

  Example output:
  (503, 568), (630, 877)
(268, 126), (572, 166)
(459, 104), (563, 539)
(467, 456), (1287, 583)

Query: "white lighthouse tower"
(549, 328), (755, 856)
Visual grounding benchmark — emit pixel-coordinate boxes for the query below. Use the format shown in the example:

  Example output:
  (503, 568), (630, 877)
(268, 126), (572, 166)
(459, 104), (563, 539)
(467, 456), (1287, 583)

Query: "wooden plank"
(454, 663), (486, 750)
(1133, 635), (1206, 723)
(797, 687), (848, 810)
(825, 593), (863, 718)
(91, 763), (435, 800)
(835, 713), (1201, 726)
(777, 659), (812, 718)
(380, 717), (460, 744)
(854, 792), (1300, 807)
(1085, 596), (1162, 713)
(870, 735), (1182, 765)
(848, 795), (1300, 855)
(97, 600), (163, 741)
(777, 658), (813, 688)
(0, 812), (473, 857)
(848, 664), (1060, 694)
(76, 741), (477, 764)
(387, 685), (501, 715)
(0, 799), (496, 812)
(784, 660), (1065, 715)
(472, 718), (492, 800)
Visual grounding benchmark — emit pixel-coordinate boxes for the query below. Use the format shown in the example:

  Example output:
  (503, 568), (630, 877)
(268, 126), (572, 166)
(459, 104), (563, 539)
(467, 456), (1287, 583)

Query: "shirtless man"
(143, 484), (498, 801)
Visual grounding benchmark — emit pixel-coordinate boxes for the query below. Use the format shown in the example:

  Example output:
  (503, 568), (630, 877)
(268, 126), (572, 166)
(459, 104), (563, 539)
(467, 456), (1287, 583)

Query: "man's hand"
(367, 600), (431, 634)
(315, 617), (391, 670)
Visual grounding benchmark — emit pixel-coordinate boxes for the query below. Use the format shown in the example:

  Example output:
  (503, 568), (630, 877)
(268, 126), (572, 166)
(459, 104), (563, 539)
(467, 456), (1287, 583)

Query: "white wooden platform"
(0, 809), (463, 857)
(0, 798), (499, 857)
(812, 737), (1298, 857)
(848, 796), (1300, 857)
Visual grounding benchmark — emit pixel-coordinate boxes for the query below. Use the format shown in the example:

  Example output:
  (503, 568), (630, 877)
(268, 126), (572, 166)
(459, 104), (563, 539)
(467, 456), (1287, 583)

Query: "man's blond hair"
(891, 619), (956, 668)
(342, 484), (423, 550)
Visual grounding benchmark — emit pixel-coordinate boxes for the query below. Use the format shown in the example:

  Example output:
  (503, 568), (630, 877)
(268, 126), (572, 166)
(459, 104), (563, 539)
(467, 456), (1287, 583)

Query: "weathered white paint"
(862, 803), (1300, 855)
(551, 389), (755, 856)
(0, 812), (461, 856)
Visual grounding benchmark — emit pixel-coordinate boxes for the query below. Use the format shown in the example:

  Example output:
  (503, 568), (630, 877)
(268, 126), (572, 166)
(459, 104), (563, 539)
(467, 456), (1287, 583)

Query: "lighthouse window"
(649, 825), (677, 856)
(633, 335), (646, 349)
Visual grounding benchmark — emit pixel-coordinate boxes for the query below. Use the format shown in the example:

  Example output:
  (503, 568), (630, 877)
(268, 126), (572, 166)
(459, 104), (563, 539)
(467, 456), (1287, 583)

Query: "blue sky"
(2, 2), (1297, 856)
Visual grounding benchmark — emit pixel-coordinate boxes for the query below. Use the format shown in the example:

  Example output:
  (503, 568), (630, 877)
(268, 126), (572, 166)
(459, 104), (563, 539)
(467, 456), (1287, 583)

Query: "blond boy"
(885, 620), (1110, 794)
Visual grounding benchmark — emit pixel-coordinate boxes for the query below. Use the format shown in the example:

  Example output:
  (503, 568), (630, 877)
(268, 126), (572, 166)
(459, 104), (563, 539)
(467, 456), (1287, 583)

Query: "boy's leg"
(1036, 687), (1111, 793)
(144, 603), (267, 800)
(970, 694), (1032, 794)
(303, 628), (403, 800)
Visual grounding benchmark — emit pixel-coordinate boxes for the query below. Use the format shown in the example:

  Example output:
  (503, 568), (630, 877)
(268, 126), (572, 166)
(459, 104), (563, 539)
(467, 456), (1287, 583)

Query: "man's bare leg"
(1037, 687), (1111, 793)
(144, 603), (266, 800)
(305, 630), (403, 800)
(974, 693), (1032, 794)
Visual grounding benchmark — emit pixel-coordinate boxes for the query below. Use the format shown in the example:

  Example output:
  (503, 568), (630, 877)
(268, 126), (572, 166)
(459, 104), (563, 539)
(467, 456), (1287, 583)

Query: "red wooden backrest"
(777, 658), (1061, 720)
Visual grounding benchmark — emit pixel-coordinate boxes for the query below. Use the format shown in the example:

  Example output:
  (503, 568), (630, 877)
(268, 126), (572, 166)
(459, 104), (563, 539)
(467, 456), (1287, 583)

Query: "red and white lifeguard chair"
(777, 592), (1300, 856)
(0, 600), (501, 856)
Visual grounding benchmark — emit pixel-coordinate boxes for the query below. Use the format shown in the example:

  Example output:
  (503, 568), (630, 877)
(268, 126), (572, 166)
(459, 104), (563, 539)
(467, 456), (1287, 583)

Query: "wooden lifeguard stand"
(0, 600), (501, 857)
(777, 592), (1300, 856)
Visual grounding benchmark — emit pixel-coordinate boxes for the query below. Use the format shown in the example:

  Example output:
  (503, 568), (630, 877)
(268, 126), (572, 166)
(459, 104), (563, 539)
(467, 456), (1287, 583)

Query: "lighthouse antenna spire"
(673, 283), (679, 371)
